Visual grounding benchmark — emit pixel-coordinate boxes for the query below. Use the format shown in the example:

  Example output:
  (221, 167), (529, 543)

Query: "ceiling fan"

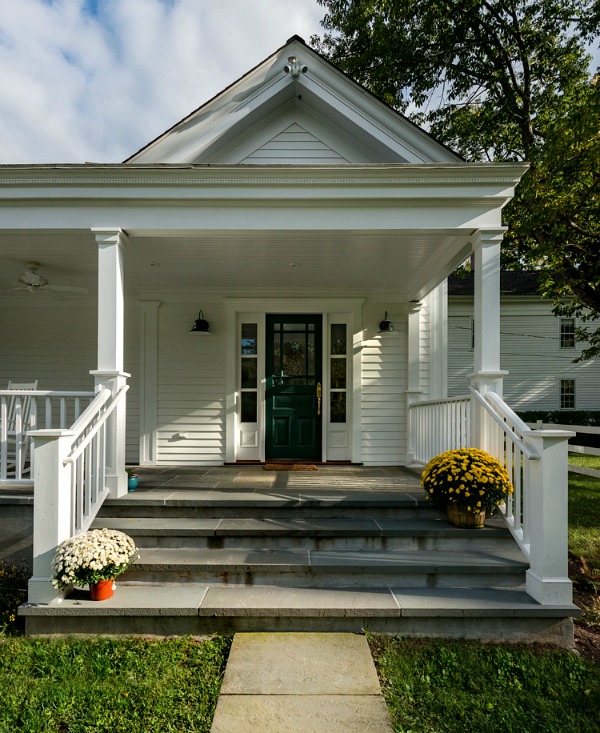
(7, 261), (89, 296)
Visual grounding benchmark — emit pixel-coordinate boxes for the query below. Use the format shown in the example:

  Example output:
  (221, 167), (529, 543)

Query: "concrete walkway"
(210, 632), (394, 733)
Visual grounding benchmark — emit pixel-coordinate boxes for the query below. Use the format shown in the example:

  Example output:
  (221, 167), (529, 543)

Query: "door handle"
(316, 382), (322, 416)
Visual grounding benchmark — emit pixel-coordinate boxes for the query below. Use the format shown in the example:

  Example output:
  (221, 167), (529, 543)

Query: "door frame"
(225, 298), (364, 464)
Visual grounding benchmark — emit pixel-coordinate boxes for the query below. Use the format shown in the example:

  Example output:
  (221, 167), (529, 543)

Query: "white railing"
(409, 387), (574, 605)
(0, 390), (95, 482)
(64, 387), (126, 535)
(409, 395), (471, 464)
(470, 388), (539, 557)
(27, 383), (129, 603)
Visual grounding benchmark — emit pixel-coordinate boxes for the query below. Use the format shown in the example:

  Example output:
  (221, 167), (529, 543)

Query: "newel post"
(27, 430), (74, 603)
(524, 429), (574, 605)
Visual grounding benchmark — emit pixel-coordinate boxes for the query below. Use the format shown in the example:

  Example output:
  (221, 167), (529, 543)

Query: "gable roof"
(126, 36), (462, 166)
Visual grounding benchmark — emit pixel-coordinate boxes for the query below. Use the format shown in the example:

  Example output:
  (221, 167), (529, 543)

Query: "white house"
(0, 37), (575, 621)
(448, 272), (600, 412)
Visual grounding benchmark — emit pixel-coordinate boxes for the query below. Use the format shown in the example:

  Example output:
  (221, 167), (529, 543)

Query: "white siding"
(448, 298), (600, 410)
(360, 303), (407, 465)
(0, 298), (140, 463)
(241, 123), (350, 165)
(156, 301), (226, 465)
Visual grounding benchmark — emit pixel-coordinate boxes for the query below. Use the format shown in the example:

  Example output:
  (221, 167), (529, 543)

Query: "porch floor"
(122, 464), (424, 497)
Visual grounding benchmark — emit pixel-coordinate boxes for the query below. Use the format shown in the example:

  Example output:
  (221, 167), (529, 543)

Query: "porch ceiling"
(0, 227), (472, 301)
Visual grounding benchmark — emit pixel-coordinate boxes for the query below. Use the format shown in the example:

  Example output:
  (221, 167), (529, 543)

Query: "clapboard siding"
(360, 304), (407, 465)
(156, 302), (226, 465)
(241, 123), (350, 165)
(448, 298), (600, 410)
(0, 299), (140, 463)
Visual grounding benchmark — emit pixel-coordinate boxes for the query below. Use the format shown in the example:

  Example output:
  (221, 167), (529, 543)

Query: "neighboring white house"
(447, 272), (600, 412)
(0, 37), (574, 610)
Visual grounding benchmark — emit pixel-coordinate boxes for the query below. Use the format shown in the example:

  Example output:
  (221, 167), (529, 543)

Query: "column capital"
(92, 227), (129, 247)
(471, 227), (507, 248)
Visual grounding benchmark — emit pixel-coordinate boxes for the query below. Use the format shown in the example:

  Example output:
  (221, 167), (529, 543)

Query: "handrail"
(65, 385), (128, 465)
(0, 390), (95, 397)
(67, 388), (112, 437)
(469, 386), (539, 460)
(411, 395), (470, 408)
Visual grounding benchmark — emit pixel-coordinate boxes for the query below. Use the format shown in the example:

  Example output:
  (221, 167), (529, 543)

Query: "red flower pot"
(89, 579), (116, 601)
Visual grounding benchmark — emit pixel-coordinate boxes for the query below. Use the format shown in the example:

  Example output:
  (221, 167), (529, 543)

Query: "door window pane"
(283, 334), (306, 376)
(330, 393), (346, 423)
(241, 358), (257, 389)
(241, 392), (257, 423)
(330, 358), (346, 389)
(241, 324), (258, 354)
(331, 324), (347, 355)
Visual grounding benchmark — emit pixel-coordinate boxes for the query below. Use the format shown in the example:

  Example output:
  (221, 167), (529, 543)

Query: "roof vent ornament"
(284, 56), (307, 77)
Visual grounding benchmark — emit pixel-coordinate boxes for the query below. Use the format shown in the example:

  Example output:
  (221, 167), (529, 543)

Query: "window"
(560, 379), (575, 410)
(240, 323), (258, 422)
(560, 318), (576, 349)
(330, 324), (347, 423)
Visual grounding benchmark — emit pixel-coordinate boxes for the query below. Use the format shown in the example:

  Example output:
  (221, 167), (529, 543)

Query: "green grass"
(369, 637), (600, 733)
(568, 453), (600, 470)
(0, 635), (231, 733)
(568, 473), (600, 570)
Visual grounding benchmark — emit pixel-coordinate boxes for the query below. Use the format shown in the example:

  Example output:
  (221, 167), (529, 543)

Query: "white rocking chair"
(3, 380), (38, 479)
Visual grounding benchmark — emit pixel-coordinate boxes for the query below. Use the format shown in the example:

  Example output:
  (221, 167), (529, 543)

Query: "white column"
(139, 301), (161, 465)
(91, 228), (129, 497)
(428, 282), (448, 400)
(524, 429), (574, 605)
(469, 228), (508, 449)
(27, 430), (74, 603)
(405, 302), (423, 464)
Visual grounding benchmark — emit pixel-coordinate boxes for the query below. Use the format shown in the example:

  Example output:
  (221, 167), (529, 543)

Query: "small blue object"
(128, 476), (138, 492)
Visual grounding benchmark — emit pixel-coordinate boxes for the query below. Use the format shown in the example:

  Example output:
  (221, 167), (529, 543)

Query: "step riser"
(121, 569), (526, 588)
(98, 506), (436, 520)
(25, 615), (574, 646)
(130, 535), (515, 552)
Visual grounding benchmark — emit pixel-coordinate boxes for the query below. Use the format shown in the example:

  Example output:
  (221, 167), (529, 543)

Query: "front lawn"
(369, 637), (600, 733)
(0, 635), (231, 733)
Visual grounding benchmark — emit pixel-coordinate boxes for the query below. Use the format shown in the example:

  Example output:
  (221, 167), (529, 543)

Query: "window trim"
(559, 378), (576, 410)
(559, 318), (576, 349)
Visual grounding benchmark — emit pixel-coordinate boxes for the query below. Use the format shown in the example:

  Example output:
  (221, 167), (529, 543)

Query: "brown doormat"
(264, 463), (318, 471)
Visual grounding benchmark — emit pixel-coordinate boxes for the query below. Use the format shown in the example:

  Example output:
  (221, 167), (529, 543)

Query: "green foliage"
(516, 410), (600, 426)
(0, 561), (28, 635)
(315, 0), (600, 356)
(0, 635), (231, 733)
(369, 636), (600, 733)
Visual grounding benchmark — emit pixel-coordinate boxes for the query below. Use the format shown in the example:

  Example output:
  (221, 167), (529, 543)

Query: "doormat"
(264, 463), (318, 471)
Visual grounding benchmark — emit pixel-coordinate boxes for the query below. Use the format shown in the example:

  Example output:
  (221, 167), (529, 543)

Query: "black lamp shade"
(379, 311), (395, 333)
(190, 311), (211, 334)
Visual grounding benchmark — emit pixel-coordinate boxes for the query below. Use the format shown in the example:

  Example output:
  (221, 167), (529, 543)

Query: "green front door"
(265, 315), (322, 460)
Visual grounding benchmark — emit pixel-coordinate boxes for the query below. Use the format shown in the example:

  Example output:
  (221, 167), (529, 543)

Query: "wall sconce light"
(190, 310), (211, 335)
(378, 311), (395, 333)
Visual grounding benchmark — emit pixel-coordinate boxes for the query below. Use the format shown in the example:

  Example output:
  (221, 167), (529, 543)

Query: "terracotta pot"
(447, 504), (486, 528)
(89, 579), (116, 601)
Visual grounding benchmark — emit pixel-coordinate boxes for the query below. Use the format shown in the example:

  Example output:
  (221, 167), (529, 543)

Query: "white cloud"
(0, 0), (324, 162)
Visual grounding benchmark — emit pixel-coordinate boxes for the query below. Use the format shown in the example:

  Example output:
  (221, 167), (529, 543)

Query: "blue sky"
(1, 1), (597, 164)
(0, 0), (325, 162)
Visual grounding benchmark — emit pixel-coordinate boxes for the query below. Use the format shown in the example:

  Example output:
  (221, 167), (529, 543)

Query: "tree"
(315, 1), (600, 356)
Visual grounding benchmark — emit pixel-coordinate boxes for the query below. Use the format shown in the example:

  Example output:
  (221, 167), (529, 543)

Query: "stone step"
(92, 515), (514, 552)
(21, 584), (578, 641)
(99, 490), (433, 520)
(121, 546), (529, 588)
